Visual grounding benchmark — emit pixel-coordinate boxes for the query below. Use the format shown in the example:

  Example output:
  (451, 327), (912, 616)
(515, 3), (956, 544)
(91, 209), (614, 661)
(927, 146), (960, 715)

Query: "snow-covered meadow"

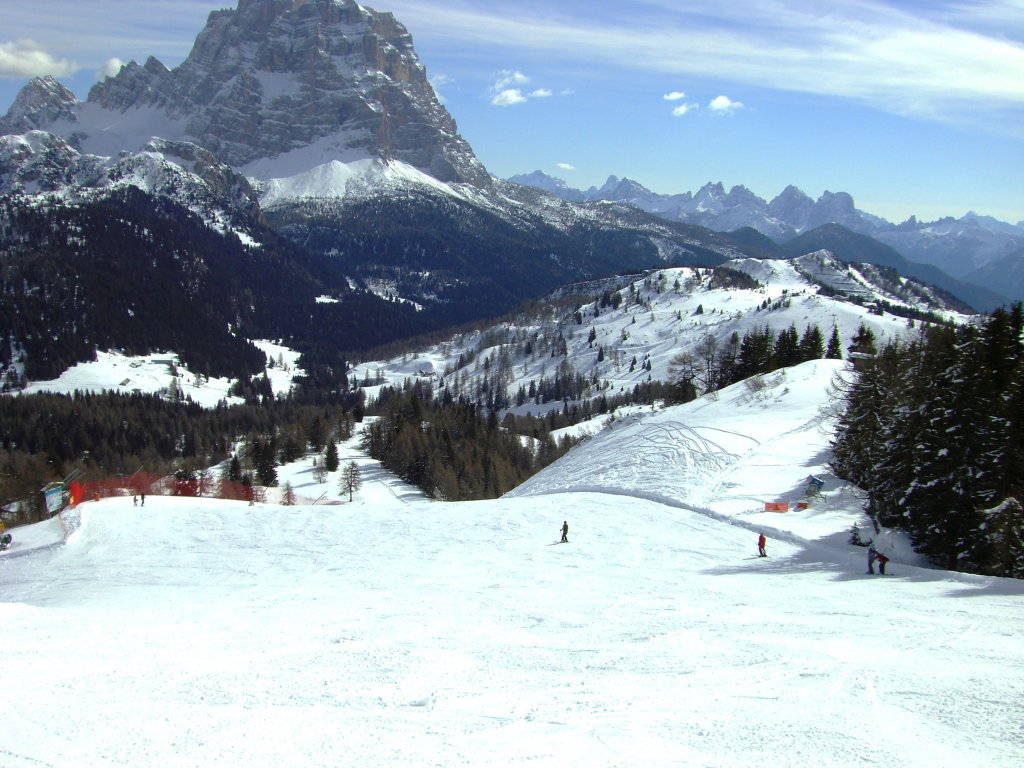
(3, 359), (1021, 767)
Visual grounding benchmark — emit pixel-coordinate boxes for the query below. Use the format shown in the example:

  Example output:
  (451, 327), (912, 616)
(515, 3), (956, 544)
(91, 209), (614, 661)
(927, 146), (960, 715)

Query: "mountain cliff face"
(5, 0), (488, 188)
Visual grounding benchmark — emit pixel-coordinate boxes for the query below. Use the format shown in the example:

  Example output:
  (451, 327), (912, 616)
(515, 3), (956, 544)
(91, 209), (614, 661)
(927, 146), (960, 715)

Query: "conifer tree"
(772, 324), (801, 368)
(799, 324), (825, 362)
(227, 454), (243, 483)
(826, 326), (843, 359)
(324, 438), (340, 472)
(902, 331), (998, 569)
(847, 323), (877, 369)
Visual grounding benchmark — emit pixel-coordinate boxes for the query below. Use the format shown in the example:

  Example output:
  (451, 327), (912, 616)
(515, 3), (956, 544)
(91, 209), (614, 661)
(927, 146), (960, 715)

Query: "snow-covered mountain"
(348, 254), (972, 420)
(510, 171), (1024, 302)
(14, 249), (968, 409)
(0, 0), (1001, 390)
(1, 0), (488, 190)
(0, 0), (788, 383)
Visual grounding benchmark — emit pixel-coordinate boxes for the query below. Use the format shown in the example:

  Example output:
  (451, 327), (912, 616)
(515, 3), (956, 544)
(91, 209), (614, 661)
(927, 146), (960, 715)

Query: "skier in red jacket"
(757, 532), (767, 557)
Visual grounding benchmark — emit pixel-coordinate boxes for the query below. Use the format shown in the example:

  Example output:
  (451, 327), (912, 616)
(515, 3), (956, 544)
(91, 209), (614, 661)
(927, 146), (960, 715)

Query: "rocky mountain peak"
(26, 0), (488, 187)
(0, 76), (78, 134)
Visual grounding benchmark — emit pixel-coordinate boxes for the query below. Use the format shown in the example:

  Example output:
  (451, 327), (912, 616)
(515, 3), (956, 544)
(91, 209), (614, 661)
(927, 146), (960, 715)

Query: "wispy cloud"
(0, 39), (77, 78)
(664, 90), (699, 115)
(385, 0), (1024, 129)
(495, 70), (530, 90)
(5, 0), (1020, 131)
(489, 70), (559, 106)
(557, 162), (576, 171)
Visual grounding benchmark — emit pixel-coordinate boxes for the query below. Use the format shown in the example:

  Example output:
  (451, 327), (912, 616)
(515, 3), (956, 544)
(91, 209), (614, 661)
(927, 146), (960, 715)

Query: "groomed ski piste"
(2, 359), (1022, 767)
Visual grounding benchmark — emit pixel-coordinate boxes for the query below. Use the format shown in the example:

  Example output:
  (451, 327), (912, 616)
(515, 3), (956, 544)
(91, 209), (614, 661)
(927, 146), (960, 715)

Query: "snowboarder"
(867, 544), (878, 574)
(561, 521), (569, 543)
(757, 532), (767, 557)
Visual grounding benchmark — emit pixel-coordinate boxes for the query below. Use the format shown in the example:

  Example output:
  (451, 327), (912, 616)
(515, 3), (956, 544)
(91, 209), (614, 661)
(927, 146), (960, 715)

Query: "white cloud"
(96, 57), (124, 80)
(495, 70), (530, 90)
(0, 38), (77, 78)
(663, 91), (687, 101)
(491, 88), (527, 106)
(672, 102), (698, 116)
(557, 162), (576, 171)
(709, 95), (743, 114)
(489, 70), (559, 106)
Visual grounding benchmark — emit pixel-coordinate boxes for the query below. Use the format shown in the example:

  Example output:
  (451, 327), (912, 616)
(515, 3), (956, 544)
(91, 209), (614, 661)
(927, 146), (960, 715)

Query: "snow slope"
(2, 361), (1022, 767)
(10, 342), (303, 408)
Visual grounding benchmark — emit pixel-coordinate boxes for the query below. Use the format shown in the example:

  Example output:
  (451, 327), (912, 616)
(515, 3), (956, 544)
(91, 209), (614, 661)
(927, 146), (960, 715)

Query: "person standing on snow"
(875, 551), (889, 575)
(757, 532), (767, 557)
(867, 544), (878, 574)
(561, 521), (569, 543)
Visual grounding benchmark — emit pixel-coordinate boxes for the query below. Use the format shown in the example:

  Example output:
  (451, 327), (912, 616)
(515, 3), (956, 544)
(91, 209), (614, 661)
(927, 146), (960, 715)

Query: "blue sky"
(1, 0), (1022, 224)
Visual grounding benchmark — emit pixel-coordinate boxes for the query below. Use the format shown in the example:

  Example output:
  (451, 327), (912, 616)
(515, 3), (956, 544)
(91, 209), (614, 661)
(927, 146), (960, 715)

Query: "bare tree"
(340, 461), (362, 502)
(667, 351), (699, 403)
(697, 332), (719, 392)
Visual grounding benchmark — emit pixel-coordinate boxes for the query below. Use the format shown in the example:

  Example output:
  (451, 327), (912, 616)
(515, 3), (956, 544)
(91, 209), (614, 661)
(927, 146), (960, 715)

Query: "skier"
(876, 552), (889, 575)
(0, 520), (10, 551)
(561, 520), (569, 543)
(140, 491), (145, 506)
(867, 544), (878, 574)
(757, 532), (767, 557)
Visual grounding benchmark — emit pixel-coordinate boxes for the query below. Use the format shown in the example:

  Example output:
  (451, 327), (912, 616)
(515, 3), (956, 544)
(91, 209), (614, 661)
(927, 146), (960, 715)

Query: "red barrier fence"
(75, 472), (261, 505)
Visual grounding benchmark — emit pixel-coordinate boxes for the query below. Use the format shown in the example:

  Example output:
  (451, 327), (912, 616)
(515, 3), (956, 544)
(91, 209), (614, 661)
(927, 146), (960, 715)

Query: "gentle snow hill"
(2, 412), (1022, 766)
(508, 358), (890, 551)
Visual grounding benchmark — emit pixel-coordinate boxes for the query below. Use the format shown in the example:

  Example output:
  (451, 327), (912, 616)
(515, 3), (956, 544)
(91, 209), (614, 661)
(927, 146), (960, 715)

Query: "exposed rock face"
(0, 131), (105, 192)
(78, 0), (488, 186)
(0, 76), (78, 134)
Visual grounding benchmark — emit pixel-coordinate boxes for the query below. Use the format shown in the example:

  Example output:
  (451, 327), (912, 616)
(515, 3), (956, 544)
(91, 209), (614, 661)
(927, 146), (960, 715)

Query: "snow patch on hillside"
(9, 342), (305, 407)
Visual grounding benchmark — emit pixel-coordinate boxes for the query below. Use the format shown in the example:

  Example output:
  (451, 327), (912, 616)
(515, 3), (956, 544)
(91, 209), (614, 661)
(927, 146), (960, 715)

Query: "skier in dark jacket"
(867, 544), (878, 574)
(561, 521), (569, 543)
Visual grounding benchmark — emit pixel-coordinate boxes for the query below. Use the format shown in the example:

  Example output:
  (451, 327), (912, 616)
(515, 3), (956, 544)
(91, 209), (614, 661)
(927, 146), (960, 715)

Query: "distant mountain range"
(509, 171), (1024, 305)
